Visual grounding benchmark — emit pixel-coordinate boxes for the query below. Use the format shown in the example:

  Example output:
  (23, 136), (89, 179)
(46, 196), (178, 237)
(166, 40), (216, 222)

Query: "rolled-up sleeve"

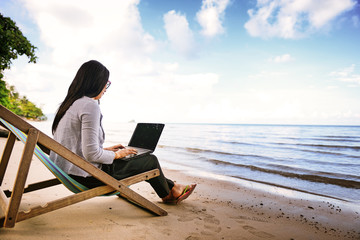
(80, 101), (115, 164)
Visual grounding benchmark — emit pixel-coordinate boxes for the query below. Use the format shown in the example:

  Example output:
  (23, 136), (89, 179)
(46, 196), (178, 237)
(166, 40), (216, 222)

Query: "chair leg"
(0, 132), (17, 185)
(4, 128), (39, 228)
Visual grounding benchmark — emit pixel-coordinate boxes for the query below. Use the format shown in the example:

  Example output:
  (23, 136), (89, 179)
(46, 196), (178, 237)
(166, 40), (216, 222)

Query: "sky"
(1, 0), (360, 125)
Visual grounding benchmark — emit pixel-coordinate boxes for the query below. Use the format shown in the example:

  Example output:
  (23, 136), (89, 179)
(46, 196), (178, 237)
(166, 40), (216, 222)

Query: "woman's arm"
(80, 101), (115, 164)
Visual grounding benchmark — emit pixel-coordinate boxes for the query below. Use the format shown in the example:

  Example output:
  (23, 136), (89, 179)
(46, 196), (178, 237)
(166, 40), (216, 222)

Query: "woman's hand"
(114, 147), (138, 159)
(115, 148), (137, 159)
(105, 144), (125, 152)
(105, 144), (137, 159)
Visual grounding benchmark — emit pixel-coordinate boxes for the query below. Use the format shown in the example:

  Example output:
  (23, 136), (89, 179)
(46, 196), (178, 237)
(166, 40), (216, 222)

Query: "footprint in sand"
(178, 206), (222, 236)
(203, 224), (222, 234)
(204, 216), (220, 225)
(199, 214), (222, 235)
(243, 225), (274, 238)
(178, 215), (196, 222)
(185, 235), (201, 240)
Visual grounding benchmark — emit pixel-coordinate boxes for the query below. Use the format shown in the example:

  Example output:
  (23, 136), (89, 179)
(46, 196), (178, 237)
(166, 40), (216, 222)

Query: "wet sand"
(0, 138), (359, 239)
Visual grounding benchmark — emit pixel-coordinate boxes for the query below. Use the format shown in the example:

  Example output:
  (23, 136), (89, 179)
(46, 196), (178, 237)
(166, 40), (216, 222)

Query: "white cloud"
(196, 0), (230, 37)
(330, 64), (355, 77)
(4, 0), (219, 124)
(21, 0), (156, 67)
(244, 0), (356, 39)
(337, 75), (360, 84)
(163, 10), (195, 57)
(330, 64), (360, 84)
(269, 54), (294, 63)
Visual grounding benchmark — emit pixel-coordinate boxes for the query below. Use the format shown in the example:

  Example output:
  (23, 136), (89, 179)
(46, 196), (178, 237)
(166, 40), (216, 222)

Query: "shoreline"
(161, 159), (360, 205)
(182, 167), (360, 207)
(1, 138), (359, 239)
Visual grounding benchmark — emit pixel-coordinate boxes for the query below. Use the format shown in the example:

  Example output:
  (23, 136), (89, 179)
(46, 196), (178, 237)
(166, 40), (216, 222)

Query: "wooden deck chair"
(0, 105), (167, 228)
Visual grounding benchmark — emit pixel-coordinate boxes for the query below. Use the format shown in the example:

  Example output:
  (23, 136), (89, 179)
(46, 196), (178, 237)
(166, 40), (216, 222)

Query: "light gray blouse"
(50, 96), (115, 177)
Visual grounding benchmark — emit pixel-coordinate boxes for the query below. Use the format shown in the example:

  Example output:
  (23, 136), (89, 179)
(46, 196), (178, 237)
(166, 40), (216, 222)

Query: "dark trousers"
(70, 154), (174, 198)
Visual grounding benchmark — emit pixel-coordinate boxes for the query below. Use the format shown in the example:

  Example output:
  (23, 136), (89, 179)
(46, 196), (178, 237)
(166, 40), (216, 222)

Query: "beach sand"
(0, 138), (359, 239)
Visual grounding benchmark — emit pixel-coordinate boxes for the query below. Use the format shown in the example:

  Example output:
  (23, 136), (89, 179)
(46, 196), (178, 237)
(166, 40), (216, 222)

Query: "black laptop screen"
(128, 123), (164, 151)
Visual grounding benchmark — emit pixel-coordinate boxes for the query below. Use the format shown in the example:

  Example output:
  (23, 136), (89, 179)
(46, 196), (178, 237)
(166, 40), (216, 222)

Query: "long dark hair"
(52, 60), (109, 134)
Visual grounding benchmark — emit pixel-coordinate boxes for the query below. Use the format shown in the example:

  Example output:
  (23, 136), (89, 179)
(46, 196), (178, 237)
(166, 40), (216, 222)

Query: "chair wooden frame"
(0, 105), (167, 228)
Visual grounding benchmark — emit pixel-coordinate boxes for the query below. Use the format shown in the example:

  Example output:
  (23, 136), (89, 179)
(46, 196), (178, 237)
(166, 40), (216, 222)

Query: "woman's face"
(93, 81), (111, 100)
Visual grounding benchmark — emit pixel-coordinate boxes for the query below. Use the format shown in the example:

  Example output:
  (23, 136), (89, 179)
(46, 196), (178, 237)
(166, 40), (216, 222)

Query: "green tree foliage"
(7, 85), (47, 120)
(0, 81), (47, 121)
(0, 13), (37, 76)
(0, 80), (10, 106)
(0, 13), (46, 120)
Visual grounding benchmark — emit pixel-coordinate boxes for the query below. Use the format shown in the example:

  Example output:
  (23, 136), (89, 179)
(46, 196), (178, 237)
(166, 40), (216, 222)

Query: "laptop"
(124, 123), (165, 159)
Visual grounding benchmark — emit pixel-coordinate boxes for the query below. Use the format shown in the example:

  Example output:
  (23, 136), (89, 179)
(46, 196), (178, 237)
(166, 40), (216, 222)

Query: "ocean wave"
(312, 138), (360, 143)
(296, 143), (360, 150)
(298, 149), (360, 159)
(218, 140), (258, 146)
(299, 148), (348, 156)
(160, 145), (277, 161)
(209, 159), (360, 189)
(254, 143), (360, 160)
(292, 158), (360, 168)
(266, 163), (360, 179)
(322, 135), (360, 139)
(283, 136), (360, 143)
(272, 142), (360, 151)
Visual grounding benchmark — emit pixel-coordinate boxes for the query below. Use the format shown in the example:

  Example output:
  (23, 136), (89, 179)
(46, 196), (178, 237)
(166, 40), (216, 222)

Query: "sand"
(0, 138), (359, 240)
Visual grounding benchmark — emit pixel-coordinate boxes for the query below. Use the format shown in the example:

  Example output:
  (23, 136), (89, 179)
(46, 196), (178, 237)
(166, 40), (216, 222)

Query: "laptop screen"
(128, 123), (165, 151)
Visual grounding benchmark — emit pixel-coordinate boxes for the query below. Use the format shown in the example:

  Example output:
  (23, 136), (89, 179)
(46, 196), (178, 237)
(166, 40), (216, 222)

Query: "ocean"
(32, 121), (360, 204)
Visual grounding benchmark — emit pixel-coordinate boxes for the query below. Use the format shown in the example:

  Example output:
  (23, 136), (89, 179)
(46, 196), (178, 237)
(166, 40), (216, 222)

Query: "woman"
(50, 60), (196, 204)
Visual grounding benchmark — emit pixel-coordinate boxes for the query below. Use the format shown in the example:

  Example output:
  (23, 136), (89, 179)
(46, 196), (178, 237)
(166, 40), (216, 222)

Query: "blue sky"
(1, 0), (360, 125)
